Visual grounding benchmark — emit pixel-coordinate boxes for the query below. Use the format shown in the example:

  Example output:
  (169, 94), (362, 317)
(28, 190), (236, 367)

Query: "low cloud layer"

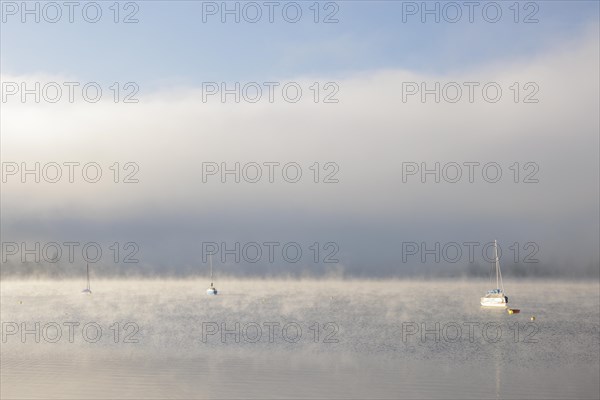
(1, 26), (598, 278)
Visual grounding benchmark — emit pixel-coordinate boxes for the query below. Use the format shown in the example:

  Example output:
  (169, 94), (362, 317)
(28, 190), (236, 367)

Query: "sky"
(1, 1), (599, 278)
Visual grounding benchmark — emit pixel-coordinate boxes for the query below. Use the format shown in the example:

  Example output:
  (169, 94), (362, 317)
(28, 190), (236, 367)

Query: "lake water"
(1, 279), (598, 399)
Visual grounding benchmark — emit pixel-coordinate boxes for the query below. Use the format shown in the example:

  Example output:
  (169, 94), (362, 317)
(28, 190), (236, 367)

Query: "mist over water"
(2, 279), (598, 399)
(1, 1), (599, 399)
(2, 256), (598, 280)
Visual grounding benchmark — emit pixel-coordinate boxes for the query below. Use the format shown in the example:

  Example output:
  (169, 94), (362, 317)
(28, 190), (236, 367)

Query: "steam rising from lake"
(2, 279), (598, 398)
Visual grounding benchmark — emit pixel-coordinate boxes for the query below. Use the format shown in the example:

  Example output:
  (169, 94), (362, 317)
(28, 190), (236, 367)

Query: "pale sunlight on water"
(1, 279), (598, 399)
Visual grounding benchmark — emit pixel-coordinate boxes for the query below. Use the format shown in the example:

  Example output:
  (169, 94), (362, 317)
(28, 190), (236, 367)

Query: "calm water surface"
(2, 279), (598, 399)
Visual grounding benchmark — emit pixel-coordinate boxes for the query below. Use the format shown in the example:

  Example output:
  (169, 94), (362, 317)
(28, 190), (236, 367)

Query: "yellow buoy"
(531, 316), (535, 321)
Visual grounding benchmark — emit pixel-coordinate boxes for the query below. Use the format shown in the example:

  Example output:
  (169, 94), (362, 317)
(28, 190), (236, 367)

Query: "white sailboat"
(480, 240), (508, 307)
(81, 263), (92, 294)
(206, 254), (218, 295)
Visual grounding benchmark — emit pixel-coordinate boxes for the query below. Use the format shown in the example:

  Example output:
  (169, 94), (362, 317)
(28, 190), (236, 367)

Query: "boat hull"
(480, 302), (507, 307)
(480, 298), (507, 307)
(206, 288), (218, 295)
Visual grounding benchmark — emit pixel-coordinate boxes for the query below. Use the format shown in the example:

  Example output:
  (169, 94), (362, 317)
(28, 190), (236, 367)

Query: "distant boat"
(82, 263), (92, 294)
(206, 254), (218, 295)
(480, 240), (508, 307)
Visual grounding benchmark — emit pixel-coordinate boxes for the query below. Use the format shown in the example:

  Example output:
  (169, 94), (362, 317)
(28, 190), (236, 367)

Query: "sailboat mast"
(494, 240), (499, 289)
(86, 263), (90, 290)
(209, 254), (213, 284)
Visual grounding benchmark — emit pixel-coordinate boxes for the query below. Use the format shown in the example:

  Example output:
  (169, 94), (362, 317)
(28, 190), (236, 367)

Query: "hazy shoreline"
(2, 275), (599, 283)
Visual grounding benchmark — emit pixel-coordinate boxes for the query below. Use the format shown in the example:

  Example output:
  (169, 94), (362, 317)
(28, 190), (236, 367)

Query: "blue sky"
(1, 1), (598, 87)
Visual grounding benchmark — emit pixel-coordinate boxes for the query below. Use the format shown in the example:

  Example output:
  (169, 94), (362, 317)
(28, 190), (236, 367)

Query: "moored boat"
(206, 254), (218, 295)
(82, 263), (92, 294)
(480, 240), (508, 307)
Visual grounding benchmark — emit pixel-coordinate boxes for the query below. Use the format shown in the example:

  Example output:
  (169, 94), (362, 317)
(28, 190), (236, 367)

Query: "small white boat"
(206, 255), (218, 295)
(481, 240), (508, 307)
(82, 263), (92, 294)
(206, 284), (217, 296)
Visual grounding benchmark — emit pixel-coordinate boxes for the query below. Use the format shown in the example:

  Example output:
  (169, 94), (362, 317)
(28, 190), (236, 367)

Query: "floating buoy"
(531, 316), (535, 321)
(508, 308), (520, 314)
